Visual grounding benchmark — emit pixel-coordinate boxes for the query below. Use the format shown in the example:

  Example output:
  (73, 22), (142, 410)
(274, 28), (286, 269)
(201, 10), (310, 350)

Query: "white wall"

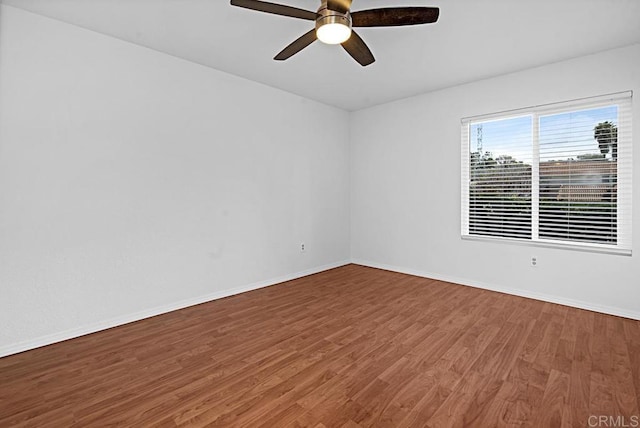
(351, 43), (640, 319)
(0, 5), (350, 356)
(1, 5), (638, 359)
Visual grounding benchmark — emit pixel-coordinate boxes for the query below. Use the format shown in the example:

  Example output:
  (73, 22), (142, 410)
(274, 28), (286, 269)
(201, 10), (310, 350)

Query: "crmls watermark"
(588, 415), (640, 427)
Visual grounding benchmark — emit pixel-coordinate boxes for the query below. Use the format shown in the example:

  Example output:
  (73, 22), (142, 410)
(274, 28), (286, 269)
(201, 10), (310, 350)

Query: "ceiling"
(3, 0), (640, 111)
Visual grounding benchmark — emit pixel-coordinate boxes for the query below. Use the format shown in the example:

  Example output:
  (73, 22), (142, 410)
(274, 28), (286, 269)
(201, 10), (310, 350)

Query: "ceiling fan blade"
(352, 7), (439, 27)
(341, 31), (375, 66)
(274, 29), (317, 61)
(230, 0), (316, 21)
(327, 0), (352, 14)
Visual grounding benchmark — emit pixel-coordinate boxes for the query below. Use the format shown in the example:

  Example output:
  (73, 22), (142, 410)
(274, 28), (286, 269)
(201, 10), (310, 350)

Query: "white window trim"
(461, 91), (633, 256)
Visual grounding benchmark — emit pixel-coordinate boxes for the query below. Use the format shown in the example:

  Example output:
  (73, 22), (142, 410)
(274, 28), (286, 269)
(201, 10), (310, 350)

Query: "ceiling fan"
(230, 0), (439, 66)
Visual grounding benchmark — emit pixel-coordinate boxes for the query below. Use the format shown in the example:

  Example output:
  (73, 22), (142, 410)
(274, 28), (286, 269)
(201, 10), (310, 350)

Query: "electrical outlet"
(300, 243), (306, 253)
(531, 256), (537, 267)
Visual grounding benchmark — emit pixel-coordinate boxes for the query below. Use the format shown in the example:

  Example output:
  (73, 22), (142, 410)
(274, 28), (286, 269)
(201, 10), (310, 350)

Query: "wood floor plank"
(531, 369), (571, 427)
(0, 264), (638, 427)
(567, 328), (593, 427)
(622, 319), (640, 412)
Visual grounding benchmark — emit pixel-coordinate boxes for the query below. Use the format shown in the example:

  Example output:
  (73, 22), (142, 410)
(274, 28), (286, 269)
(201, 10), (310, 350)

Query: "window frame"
(461, 91), (633, 256)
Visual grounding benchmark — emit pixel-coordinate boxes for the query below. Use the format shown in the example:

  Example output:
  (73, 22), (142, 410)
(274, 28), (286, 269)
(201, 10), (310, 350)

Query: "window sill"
(461, 234), (632, 256)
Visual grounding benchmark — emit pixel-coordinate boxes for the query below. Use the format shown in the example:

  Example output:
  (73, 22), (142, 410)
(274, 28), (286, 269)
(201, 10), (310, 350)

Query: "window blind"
(461, 91), (632, 254)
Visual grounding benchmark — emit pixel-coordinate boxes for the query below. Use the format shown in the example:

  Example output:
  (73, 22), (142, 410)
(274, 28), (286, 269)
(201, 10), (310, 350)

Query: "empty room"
(1, 0), (639, 426)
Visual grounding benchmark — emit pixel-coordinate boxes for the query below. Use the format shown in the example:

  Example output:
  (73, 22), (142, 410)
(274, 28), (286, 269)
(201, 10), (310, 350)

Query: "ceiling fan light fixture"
(316, 22), (351, 44)
(315, 5), (352, 45)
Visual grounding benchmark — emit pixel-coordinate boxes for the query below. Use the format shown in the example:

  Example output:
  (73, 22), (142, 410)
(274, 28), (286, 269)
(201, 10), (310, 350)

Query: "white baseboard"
(0, 260), (351, 359)
(351, 259), (640, 321)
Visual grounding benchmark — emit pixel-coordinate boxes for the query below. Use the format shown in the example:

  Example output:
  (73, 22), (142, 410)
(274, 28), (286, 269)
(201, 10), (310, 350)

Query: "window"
(461, 92), (632, 255)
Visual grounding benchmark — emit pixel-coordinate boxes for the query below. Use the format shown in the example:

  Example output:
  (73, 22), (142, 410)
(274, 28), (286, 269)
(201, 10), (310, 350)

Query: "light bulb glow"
(316, 23), (351, 45)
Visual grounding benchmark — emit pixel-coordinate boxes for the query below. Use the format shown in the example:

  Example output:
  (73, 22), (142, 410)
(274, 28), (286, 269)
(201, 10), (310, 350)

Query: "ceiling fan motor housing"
(316, 3), (352, 32)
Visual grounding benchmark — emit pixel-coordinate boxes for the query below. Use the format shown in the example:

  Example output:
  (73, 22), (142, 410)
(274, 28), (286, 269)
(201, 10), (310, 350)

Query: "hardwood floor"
(1, 264), (639, 427)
